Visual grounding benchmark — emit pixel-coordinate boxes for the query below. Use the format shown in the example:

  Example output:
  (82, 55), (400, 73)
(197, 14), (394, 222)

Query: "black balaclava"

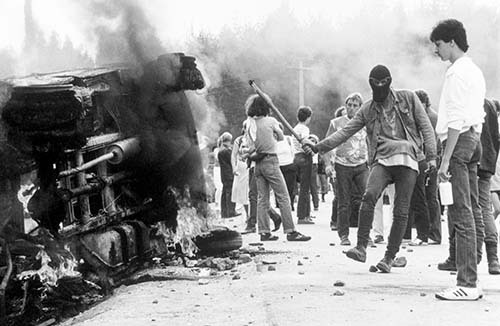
(369, 65), (392, 103)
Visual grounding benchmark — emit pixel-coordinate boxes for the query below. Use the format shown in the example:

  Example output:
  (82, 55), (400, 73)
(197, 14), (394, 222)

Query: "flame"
(156, 189), (220, 256)
(17, 246), (81, 287)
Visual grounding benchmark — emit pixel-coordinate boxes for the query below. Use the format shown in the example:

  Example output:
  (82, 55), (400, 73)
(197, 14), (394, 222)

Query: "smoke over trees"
(186, 0), (500, 139)
(0, 0), (499, 141)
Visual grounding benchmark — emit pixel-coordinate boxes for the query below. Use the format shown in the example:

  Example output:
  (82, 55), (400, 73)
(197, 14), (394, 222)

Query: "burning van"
(0, 53), (238, 323)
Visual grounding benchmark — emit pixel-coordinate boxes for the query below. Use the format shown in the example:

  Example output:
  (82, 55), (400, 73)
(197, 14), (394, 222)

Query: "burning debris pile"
(0, 52), (237, 325)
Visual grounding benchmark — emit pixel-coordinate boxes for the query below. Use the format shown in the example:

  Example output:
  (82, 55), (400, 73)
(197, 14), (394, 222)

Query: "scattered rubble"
(333, 290), (345, 296)
(238, 254), (252, 264)
(369, 265), (378, 273)
(198, 279), (209, 285)
(297, 260), (303, 266)
(268, 266), (276, 271)
(333, 280), (345, 287)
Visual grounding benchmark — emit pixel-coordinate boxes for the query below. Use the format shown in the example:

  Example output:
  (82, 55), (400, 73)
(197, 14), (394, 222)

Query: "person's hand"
(437, 159), (450, 183)
(325, 165), (335, 178)
(302, 139), (318, 155)
(427, 159), (437, 171)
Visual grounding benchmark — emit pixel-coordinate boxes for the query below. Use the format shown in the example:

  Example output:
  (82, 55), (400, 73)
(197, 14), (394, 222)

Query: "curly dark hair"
(245, 94), (270, 117)
(430, 19), (469, 52)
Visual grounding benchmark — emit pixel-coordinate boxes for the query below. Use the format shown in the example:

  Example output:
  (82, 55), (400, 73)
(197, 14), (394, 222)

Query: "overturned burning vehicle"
(0, 53), (240, 323)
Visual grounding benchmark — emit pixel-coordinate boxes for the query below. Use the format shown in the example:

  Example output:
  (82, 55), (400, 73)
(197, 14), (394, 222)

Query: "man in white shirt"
(431, 18), (486, 301)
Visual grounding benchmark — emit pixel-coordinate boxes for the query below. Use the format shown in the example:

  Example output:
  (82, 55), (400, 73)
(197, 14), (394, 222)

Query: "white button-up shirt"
(436, 56), (486, 142)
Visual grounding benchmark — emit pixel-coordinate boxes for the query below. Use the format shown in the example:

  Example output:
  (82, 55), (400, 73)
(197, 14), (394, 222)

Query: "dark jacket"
(218, 147), (234, 184)
(316, 89), (437, 165)
(478, 98), (500, 177)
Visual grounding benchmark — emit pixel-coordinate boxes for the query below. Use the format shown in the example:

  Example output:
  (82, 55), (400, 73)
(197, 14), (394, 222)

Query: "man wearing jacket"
(303, 65), (437, 273)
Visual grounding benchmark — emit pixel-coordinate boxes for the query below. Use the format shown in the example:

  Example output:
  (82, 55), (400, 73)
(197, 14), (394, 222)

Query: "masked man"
(303, 65), (437, 272)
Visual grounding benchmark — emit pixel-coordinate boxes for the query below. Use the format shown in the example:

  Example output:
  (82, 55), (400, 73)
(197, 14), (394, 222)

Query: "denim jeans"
(248, 167), (281, 229)
(335, 163), (369, 238)
(479, 176), (499, 251)
(445, 129), (482, 288)
(426, 167), (442, 243)
(406, 160), (430, 241)
(357, 164), (417, 259)
(294, 153), (312, 220)
(255, 155), (295, 234)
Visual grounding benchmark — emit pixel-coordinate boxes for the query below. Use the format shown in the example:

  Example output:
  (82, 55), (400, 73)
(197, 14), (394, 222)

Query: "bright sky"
(0, 0), (498, 56)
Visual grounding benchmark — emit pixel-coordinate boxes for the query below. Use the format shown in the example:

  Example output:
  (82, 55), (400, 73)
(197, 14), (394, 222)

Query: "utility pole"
(289, 61), (312, 106)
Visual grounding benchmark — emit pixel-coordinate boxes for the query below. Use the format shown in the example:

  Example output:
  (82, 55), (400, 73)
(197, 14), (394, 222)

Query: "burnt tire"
(194, 229), (242, 255)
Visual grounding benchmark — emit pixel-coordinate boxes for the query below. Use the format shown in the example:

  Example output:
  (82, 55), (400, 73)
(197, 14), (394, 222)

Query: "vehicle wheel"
(194, 229), (242, 255)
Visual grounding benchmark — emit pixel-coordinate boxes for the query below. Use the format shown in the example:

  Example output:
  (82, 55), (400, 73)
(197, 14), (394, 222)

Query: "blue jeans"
(445, 129), (482, 288)
(255, 155), (295, 234)
(335, 163), (369, 238)
(357, 164), (417, 259)
(248, 167), (281, 229)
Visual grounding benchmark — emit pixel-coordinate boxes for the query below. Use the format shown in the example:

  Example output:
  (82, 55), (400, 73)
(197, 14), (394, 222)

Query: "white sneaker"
(435, 286), (483, 301)
(409, 238), (428, 246)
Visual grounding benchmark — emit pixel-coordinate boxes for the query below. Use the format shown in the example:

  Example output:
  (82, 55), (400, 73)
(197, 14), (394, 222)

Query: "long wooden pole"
(248, 80), (303, 144)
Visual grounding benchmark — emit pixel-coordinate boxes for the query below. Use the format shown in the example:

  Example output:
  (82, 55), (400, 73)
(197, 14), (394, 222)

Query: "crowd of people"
(208, 19), (499, 301)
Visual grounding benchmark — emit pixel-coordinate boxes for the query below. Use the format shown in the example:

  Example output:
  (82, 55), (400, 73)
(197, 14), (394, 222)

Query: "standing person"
(431, 19), (486, 300)
(231, 129), (250, 218)
(217, 132), (238, 218)
(317, 155), (329, 203)
(415, 89), (442, 245)
(245, 94), (311, 242)
(293, 106), (315, 224)
(309, 134), (320, 212)
(323, 93), (369, 246)
(303, 64), (437, 273)
(478, 99), (500, 275)
(276, 126), (297, 208)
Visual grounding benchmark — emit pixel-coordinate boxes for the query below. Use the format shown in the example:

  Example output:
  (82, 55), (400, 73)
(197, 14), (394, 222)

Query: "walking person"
(245, 94), (311, 242)
(309, 134), (320, 212)
(323, 93), (369, 246)
(293, 106), (315, 224)
(414, 89), (442, 245)
(431, 19), (486, 300)
(231, 128), (250, 218)
(303, 64), (436, 273)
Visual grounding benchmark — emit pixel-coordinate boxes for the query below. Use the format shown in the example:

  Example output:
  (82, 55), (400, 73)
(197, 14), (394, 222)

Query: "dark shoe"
(488, 260), (500, 275)
(340, 235), (351, 246)
(374, 235), (384, 244)
(437, 258), (457, 271)
(298, 217), (315, 225)
(272, 218), (282, 232)
(287, 231), (311, 242)
(314, 207), (319, 211)
(241, 227), (256, 234)
(376, 256), (394, 273)
(260, 233), (279, 241)
(330, 222), (338, 231)
(345, 246), (366, 263)
(228, 212), (242, 218)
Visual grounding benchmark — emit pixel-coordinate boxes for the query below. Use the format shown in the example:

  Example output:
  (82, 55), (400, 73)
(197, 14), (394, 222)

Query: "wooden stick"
(248, 80), (303, 143)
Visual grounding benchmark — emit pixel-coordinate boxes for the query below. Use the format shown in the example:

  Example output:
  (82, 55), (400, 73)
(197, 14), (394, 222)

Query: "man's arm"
(272, 118), (284, 141)
(438, 128), (460, 182)
(322, 120), (337, 176)
(315, 111), (365, 153)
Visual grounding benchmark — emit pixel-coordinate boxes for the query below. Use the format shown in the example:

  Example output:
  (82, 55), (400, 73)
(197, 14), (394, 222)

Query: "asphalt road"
(61, 194), (500, 326)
